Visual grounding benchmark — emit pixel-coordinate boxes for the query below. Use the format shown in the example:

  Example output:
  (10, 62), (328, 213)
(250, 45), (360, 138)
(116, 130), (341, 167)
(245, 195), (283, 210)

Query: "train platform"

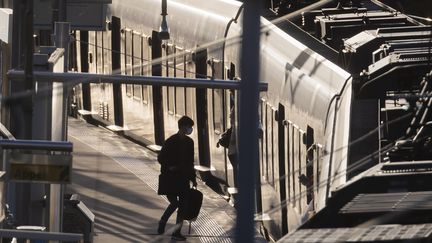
(66, 117), (267, 243)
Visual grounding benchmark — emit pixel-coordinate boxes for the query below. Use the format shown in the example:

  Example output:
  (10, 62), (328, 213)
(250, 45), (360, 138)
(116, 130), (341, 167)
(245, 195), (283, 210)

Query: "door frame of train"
(151, 30), (165, 145)
(277, 103), (288, 235)
(79, 30), (91, 112)
(194, 49), (211, 172)
(111, 16), (124, 127)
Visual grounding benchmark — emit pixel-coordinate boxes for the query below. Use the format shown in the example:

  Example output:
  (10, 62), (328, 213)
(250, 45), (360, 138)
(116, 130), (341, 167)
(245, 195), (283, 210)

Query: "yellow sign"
(7, 153), (72, 184)
(10, 164), (70, 183)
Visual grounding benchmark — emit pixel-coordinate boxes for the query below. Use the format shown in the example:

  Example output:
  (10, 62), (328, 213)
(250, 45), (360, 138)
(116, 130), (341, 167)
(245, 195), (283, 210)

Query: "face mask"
(186, 127), (193, 135)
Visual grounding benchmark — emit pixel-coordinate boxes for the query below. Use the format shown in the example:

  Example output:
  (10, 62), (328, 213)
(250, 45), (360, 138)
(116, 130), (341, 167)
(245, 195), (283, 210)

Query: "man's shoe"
(157, 221), (166, 234)
(171, 233), (186, 241)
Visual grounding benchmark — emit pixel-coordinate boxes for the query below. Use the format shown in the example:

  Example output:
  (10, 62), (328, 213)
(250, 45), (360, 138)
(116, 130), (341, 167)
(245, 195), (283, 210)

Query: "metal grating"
(380, 161), (432, 174)
(349, 224), (432, 242)
(280, 224), (432, 242)
(340, 191), (432, 214)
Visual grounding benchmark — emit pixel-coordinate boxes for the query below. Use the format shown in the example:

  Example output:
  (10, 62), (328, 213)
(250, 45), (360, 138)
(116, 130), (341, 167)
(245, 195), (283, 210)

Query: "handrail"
(0, 139), (73, 152)
(0, 229), (82, 242)
(7, 69), (269, 91)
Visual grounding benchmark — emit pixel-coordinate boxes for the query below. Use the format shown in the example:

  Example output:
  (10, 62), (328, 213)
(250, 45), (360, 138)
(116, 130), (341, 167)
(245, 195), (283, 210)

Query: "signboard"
(34, 0), (111, 30)
(7, 153), (72, 184)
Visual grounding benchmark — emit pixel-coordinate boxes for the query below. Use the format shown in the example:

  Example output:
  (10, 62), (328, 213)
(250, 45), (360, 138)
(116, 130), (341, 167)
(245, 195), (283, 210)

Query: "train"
(1, 0), (430, 241)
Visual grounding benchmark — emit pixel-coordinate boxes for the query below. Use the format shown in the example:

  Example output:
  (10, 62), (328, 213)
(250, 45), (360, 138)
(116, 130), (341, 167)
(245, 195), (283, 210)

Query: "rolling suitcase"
(179, 187), (203, 233)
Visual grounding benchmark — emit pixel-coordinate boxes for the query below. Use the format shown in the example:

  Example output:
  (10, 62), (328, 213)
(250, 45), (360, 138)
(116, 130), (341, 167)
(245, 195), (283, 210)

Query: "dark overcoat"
(157, 133), (196, 195)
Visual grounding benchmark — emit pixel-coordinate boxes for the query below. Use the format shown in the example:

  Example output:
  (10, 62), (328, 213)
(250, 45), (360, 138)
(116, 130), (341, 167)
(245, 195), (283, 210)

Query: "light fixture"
(159, 0), (170, 40)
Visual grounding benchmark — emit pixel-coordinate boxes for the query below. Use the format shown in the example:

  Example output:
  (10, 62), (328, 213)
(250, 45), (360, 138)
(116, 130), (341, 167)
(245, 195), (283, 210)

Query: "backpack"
(217, 128), (232, 148)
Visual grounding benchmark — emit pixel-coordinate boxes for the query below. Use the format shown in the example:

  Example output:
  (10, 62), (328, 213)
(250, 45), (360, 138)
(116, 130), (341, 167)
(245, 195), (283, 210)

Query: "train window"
(142, 35), (150, 104)
(166, 44), (175, 115)
(263, 103), (269, 182)
(132, 31), (142, 100)
(268, 105), (275, 186)
(88, 31), (95, 69)
(259, 99), (265, 181)
(315, 143), (323, 194)
(120, 28), (125, 75)
(298, 129), (305, 211)
(93, 32), (98, 72)
(99, 31), (105, 74)
(103, 28), (111, 74)
(211, 60), (224, 133)
(101, 30), (106, 73)
(272, 107), (278, 187)
(124, 29), (132, 96)
(175, 46), (185, 116)
(285, 120), (291, 203)
(185, 51), (195, 117)
(290, 122), (297, 207)
(96, 31), (101, 72)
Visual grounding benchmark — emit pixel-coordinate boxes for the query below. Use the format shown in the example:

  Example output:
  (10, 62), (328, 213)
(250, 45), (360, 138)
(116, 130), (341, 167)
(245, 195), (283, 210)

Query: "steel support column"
(236, 1), (262, 242)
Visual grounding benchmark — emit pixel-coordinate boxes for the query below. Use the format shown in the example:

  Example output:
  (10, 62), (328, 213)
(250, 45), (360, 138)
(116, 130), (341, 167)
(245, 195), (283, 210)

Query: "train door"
(184, 50), (198, 156)
(138, 34), (155, 143)
(102, 25), (114, 124)
(297, 128), (307, 213)
(208, 59), (228, 183)
(77, 30), (91, 113)
(122, 29), (156, 143)
(259, 100), (284, 239)
(121, 28), (137, 128)
(195, 49), (211, 170)
(286, 120), (300, 230)
(88, 27), (114, 124)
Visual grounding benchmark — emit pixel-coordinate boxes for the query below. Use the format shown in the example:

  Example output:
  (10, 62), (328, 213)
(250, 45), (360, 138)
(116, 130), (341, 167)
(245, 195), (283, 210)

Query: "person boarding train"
(157, 116), (197, 241)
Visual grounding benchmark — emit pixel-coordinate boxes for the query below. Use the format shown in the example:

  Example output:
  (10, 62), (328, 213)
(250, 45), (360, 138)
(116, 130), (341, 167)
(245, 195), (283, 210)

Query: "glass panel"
(212, 89), (223, 133)
(120, 29), (125, 75)
(286, 121), (291, 201)
(267, 105), (273, 185)
(88, 32), (96, 73)
(185, 51), (195, 117)
(125, 30), (132, 96)
(291, 123), (296, 207)
(167, 44), (175, 114)
(175, 48), (185, 116)
(103, 28), (111, 74)
(96, 31), (103, 74)
(132, 32), (142, 100)
(142, 35), (150, 104)
(263, 103), (269, 182)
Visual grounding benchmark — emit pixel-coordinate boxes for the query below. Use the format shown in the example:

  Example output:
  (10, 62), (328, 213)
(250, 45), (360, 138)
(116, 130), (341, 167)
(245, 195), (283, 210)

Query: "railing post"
(236, 1), (262, 242)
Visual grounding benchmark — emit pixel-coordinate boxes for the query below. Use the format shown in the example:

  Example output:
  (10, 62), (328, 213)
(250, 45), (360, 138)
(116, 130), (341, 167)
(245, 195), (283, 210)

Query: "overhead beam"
(7, 70), (268, 91)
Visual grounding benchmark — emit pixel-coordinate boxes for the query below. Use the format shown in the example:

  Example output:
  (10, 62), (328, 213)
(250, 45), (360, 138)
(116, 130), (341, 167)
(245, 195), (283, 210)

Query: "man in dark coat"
(157, 115), (197, 241)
